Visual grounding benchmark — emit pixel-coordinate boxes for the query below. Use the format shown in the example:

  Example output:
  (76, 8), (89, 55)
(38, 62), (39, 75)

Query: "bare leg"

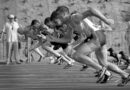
(13, 42), (21, 64)
(6, 42), (13, 64)
(34, 48), (44, 57)
(59, 48), (75, 63)
(34, 48), (45, 62)
(72, 42), (102, 71)
(42, 45), (73, 65)
(95, 45), (129, 78)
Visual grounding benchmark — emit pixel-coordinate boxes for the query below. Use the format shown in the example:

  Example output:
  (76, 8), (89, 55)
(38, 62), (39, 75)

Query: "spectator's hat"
(8, 14), (15, 19)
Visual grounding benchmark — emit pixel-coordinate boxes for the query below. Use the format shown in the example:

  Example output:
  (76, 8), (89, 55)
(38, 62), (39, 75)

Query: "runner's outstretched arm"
(82, 7), (112, 25)
(47, 27), (73, 44)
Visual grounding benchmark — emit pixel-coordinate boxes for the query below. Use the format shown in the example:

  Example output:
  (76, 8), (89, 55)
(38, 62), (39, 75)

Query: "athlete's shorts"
(84, 41), (99, 55)
(84, 30), (106, 47)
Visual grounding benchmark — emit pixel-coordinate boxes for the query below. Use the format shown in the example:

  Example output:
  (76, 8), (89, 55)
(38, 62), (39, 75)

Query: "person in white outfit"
(1, 14), (21, 64)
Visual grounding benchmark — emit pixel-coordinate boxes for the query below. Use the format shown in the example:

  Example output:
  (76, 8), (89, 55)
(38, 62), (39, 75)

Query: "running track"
(0, 61), (130, 90)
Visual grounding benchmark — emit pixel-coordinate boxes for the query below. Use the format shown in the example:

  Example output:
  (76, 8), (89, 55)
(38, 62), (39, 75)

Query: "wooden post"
(27, 37), (31, 63)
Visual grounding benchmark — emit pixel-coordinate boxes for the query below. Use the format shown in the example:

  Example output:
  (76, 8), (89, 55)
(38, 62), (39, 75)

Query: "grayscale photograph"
(0, 0), (130, 90)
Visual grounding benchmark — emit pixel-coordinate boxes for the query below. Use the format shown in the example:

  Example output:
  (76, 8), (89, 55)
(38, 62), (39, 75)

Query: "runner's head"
(56, 6), (69, 16)
(56, 6), (70, 20)
(31, 19), (40, 28)
(50, 6), (70, 26)
(44, 17), (55, 29)
(50, 10), (63, 26)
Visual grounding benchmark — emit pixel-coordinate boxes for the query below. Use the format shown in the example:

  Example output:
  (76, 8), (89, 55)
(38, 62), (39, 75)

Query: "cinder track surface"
(0, 61), (130, 90)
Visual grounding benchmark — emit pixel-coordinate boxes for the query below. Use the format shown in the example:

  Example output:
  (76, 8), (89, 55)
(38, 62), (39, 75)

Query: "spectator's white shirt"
(3, 21), (19, 42)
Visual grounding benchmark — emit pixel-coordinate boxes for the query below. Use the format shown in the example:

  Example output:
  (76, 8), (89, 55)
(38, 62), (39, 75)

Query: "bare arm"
(48, 26), (73, 44)
(82, 7), (111, 25)
(29, 41), (41, 51)
(49, 35), (71, 44)
(72, 36), (84, 48)
(29, 38), (47, 51)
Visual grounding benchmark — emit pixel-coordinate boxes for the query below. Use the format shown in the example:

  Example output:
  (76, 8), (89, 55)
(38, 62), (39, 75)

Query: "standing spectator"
(1, 14), (21, 64)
